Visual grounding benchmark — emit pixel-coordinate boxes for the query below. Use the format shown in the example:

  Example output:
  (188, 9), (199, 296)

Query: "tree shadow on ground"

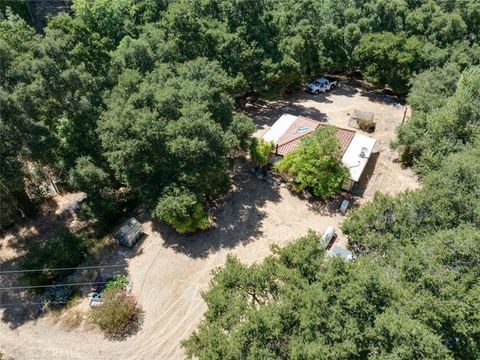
(0, 255), (42, 328)
(244, 97), (328, 128)
(305, 192), (360, 216)
(153, 167), (282, 259)
(0, 217), (75, 328)
(244, 84), (361, 129)
(0, 251), (132, 329)
(325, 83), (359, 98)
(0, 213), (132, 329)
(358, 89), (405, 106)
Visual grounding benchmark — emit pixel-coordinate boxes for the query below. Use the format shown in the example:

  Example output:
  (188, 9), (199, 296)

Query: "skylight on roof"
(296, 125), (310, 133)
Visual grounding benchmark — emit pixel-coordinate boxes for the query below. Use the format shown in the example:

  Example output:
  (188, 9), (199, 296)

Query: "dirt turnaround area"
(0, 81), (419, 360)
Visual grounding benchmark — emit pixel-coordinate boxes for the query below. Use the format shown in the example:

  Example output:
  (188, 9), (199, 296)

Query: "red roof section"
(275, 116), (355, 156)
(277, 116), (321, 145)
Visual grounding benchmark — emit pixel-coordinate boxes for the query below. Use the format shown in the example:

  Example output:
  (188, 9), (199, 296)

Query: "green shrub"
(19, 232), (88, 287)
(44, 286), (74, 309)
(275, 127), (349, 198)
(104, 275), (129, 292)
(153, 186), (209, 233)
(250, 138), (274, 168)
(0, 189), (21, 227)
(358, 118), (376, 133)
(69, 157), (128, 229)
(89, 288), (140, 337)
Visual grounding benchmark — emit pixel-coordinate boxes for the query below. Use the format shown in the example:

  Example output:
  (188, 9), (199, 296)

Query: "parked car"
(307, 76), (337, 94)
(319, 226), (336, 248)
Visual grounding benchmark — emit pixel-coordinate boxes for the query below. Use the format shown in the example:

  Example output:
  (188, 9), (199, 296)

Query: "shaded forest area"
(0, 0), (71, 31)
(2, 0), (479, 231)
(1, 1), (480, 358)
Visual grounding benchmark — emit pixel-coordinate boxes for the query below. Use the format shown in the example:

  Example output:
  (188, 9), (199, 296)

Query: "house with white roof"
(262, 114), (377, 192)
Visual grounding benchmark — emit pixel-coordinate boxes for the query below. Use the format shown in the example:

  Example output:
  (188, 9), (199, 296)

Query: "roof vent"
(360, 147), (369, 158)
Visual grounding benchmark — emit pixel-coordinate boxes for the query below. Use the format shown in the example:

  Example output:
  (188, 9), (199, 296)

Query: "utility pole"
(401, 107), (408, 125)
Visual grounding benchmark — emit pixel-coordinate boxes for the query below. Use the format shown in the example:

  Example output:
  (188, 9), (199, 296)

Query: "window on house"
(296, 126), (310, 133)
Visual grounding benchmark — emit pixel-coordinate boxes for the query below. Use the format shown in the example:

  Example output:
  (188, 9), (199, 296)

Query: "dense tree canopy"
(98, 58), (254, 231)
(2, 0), (480, 227)
(183, 226), (480, 359)
(275, 126), (349, 198)
(394, 66), (480, 175)
(353, 32), (422, 94)
(2, 0), (480, 357)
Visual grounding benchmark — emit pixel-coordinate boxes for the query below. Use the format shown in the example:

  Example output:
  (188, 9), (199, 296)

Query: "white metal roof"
(341, 133), (376, 182)
(262, 114), (297, 144)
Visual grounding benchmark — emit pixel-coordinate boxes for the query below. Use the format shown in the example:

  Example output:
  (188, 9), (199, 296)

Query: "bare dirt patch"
(0, 82), (419, 359)
(0, 171), (347, 359)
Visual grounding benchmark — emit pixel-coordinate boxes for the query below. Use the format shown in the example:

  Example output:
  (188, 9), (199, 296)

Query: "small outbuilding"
(348, 110), (376, 132)
(114, 217), (142, 248)
(340, 132), (376, 191)
(320, 226), (336, 249)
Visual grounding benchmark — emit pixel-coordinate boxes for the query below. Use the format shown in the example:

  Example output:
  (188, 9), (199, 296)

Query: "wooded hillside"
(2, 0), (480, 358)
(2, 0), (479, 229)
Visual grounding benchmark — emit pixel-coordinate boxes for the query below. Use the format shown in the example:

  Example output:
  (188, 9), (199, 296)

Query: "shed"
(341, 133), (376, 191)
(350, 109), (374, 122)
(348, 110), (375, 131)
(114, 217), (142, 248)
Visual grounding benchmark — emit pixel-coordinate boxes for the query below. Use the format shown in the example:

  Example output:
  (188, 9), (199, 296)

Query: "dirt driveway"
(1, 172), (347, 359)
(0, 83), (419, 360)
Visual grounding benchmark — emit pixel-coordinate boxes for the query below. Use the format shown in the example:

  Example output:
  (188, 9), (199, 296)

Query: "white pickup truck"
(307, 76), (337, 94)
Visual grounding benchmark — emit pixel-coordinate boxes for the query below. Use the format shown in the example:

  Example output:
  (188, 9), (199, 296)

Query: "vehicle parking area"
(0, 80), (419, 360)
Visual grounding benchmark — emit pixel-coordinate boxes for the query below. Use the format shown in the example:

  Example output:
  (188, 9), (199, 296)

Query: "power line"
(0, 264), (125, 275)
(0, 301), (68, 307)
(0, 281), (107, 291)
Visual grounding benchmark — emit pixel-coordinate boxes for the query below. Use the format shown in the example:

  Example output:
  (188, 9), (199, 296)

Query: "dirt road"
(1, 174), (346, 359)
(0, 83), (419, 360)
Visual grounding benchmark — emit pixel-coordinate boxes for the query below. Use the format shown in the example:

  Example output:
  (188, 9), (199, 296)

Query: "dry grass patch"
(60, 310), (85, 330)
